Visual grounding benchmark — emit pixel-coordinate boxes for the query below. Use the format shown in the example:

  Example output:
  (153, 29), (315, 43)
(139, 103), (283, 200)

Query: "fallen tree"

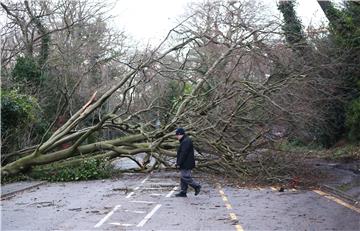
(1, 13), (280, 176)
(1, 1), (334, 184)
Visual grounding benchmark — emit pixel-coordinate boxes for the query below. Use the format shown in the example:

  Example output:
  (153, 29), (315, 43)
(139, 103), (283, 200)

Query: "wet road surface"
(1, 171), (359, 230)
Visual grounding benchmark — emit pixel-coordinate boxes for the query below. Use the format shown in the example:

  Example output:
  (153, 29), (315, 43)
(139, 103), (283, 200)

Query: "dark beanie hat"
(175, 128), (185, 135)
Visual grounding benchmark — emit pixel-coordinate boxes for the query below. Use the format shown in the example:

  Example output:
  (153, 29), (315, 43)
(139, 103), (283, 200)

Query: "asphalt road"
(1, 171), (359, 230)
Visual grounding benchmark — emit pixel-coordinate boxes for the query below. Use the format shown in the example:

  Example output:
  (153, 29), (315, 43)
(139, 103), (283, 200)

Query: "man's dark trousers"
(180, 169), (200, 193)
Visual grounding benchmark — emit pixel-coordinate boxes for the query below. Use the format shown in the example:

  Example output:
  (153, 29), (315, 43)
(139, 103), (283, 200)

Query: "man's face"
(175, 134), (183, 140)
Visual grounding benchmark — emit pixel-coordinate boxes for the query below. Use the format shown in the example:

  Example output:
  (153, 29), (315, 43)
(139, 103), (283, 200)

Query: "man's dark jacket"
(176, 135), (195, 170)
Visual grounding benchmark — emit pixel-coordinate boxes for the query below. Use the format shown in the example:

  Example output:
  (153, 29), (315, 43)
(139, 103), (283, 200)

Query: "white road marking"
(217, 185), (245, 231)
(124, 210), (146, 214)
(235, 224), (244, 231)
(147, 182), (178, 187)
(141, 175), (150, 184)
(141, 187), (167, 190)
(225, 203), (232, 209)
(125, 192), (135, 199)
(229, 212), (237, 220)
(94, 205), (121, 228)
(136, 204), (162, 227)
(165, 186), (178, 198)
(109, 222), (134, 227)
(313, 190), (360, 213)
(150, 193), (162, 196)
(125, 175), (150, 199)
(130, 200), (155, 204)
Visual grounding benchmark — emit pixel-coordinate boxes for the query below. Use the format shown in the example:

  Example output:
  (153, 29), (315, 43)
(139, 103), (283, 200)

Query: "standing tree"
(1, 0), (127, 154)
(317, 0), (360, 142)
(276, 0), (356, 146)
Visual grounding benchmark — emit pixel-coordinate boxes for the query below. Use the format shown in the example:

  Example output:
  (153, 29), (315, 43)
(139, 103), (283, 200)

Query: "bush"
(1, 173), (31, 185)
(346, 98), (360, 142)
(321, 144), (360, 161)
(30, 158), (116, 182)
(1, 90), (40, 138)
(279, 139), (323, 152)
(12, 56), (42, 84)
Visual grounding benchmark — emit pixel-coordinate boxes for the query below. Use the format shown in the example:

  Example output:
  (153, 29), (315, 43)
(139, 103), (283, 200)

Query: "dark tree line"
(277, 0), (360, 146)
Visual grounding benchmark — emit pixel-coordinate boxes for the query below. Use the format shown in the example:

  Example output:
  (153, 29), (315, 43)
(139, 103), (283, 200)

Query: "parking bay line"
(141, 175), (151, 184)
(134, 185), (176, 227)
(136, 204), (162, 227)
(125, 175), (150, 199)
(109, 222), (134, 227)
(124, 209), (146, 214)
(95, 174), (151, 228)
(99, 175), (176, 229)
(150, 193), (163, 196)
(94, 205), (121, 228)
(166, 186), (178, 198)
(130, 200), (155, 204)
(141, 187), (170, 190)
(125, 192), (135, 199)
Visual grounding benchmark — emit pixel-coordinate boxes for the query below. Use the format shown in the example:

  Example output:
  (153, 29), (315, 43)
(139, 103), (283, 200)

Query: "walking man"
(174, 128), (201, 197)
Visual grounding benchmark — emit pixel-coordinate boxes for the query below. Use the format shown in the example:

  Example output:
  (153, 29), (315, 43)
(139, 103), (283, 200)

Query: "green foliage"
(163, 81), (193, 112)
(337, 183), (353, 192)
(39, 32), (50, 67)
(30, 158), (115, 182)
(346, 98), (360, 142)
(326, 144), (360, 161)
(279, 139), (323, 152)
(183, 82), (193, 95)
(1, 89), (40, 136)
(11, 56), (42, 84)
(277, 0), (306, 49)
(326, 1), (360, 49)
(327, 2), (360, 144)
(167, 80), (184, 106)
(1, 173), (31, 185)
(317, 102), (346, 148)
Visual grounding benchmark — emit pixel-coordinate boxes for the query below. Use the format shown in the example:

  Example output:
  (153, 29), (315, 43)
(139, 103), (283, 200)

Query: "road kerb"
(313, 189), (360, 214)
(1, 181), (46, 200)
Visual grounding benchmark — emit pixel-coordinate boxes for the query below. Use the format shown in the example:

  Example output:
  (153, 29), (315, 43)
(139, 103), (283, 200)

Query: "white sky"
(112, 0), (329, 45)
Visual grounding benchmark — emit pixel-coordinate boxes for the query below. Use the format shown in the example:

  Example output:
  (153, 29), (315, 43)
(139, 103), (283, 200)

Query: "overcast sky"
(112, 0), (329, 45)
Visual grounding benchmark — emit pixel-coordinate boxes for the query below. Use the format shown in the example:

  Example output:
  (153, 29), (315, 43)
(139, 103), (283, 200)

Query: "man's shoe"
(175, 192), (187, 197)
(195, 185), (201, 196)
